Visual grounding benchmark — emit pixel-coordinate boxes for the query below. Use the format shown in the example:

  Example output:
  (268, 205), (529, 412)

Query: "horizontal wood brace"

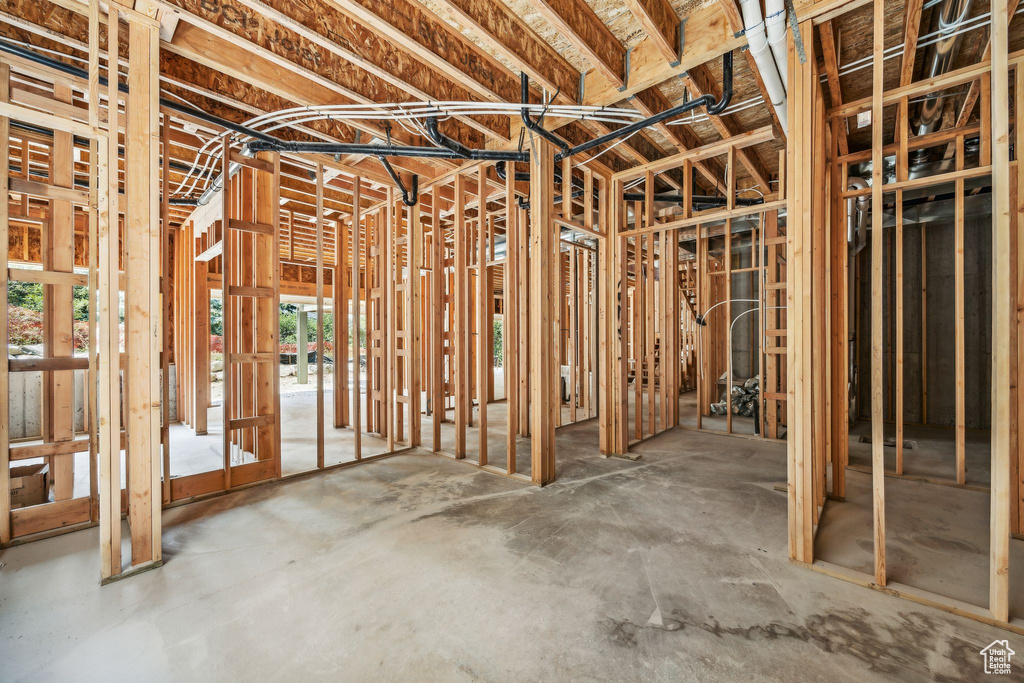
(228, 414), (275, 430)
(195, 242), (223, 262)
(10, 177), (89, 203)
(8, 267), (88, 287)
(229, 352), (276, 364)
(9, 356), (89, 371)
(228, 218), (275, 235)
(228, 285), (276, 298)
(229, 150), (276, 174)
(10, 436), (89, 461)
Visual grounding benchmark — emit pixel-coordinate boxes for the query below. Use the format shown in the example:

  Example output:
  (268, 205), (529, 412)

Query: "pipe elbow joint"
(705, 51), (734, 116)
(424, 116), (471, 158)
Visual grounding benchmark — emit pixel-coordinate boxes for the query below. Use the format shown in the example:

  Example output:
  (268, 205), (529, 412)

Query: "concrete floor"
(819, 420), (1024, 615)
(3, 418), (1020, 681)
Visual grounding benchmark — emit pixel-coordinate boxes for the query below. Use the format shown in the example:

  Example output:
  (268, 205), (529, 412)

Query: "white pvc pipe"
(765, 0), (789, 91)
(739, 0), (788, 133)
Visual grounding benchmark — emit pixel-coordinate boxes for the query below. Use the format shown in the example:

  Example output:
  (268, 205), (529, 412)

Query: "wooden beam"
(428, 0), (579, 101)
(683, 63), (772, 192)
(524, 0), (625, 87)
(624, 0), (680, 65)
(817, 20), (848, 155)
(223, 0), (509, 141)
(581, 2), (740, 106)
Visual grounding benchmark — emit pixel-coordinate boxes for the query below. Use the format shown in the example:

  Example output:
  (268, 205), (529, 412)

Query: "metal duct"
(847, 177), (870, 254)
(910, 0), (974, 138)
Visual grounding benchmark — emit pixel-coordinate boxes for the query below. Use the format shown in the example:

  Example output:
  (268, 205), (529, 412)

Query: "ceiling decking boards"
(161, 23), (447, 176)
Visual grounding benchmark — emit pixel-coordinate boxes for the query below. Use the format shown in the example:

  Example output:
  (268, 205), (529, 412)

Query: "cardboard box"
(10, 463), (50, 508)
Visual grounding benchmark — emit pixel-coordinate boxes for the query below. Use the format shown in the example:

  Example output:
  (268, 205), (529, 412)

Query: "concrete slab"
(1, 424), (1019, 681)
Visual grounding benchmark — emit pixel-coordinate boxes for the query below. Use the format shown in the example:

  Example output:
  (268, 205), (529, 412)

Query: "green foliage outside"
(493, 319), (502, 366)
(8, 282), (91, 321)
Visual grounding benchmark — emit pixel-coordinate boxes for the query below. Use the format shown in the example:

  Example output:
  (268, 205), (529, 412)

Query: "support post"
(869, 0), (887, 586)
(122, 14), (162, 572)
(787, 19), (816, 565)
(529, 136), (557, 484)
(989, 0), (1011, 623)
(98, 8), (121, 579)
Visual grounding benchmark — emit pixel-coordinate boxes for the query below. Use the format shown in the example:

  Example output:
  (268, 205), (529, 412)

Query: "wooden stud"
(989, 0), (1011, 623)
(431, 192), (444, 452)
(869, 0), (886, 586)
(316, 163), (325, 469)
(505, 164), (519, 472)
(787, 19), (815, 566)
(454, 173), (468, 457)
(352, 177), (362, 460)
(98, 8), (121, 579)
(160, 113), (172, 504)
(409, 195), (422, 447)
(0, 62), (9, 544)
(124, 15), (162, 569)
(477, 168), (489, 464)
(529, 136), (557, 484)
(955, 135), (966, 485)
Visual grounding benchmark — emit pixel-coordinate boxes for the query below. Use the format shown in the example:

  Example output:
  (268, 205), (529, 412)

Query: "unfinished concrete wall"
(856, 198), (992, 429)
(8, 367), (179, 439)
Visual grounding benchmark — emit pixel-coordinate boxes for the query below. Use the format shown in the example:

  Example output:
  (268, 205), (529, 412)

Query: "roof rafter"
(428, 0), (579, 100)
(227, 0), (510, 142)
(624, 0), (680, 65)
(522, 0), (625, 88)
(818, 20), (848, 155)
(150, 0), (493, 147)
(323, 0), (519, 104)
(683, 62), (772, 192)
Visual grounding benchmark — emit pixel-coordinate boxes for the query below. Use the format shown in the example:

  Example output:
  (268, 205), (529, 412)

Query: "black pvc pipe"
(378, 156), (419, 206)
(520, 74), (570, 156)
(246, 138), (527, 162)
(423, 116), (471, 159)
(542, 51), (734, 162)
(0, 38), (280, 145)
